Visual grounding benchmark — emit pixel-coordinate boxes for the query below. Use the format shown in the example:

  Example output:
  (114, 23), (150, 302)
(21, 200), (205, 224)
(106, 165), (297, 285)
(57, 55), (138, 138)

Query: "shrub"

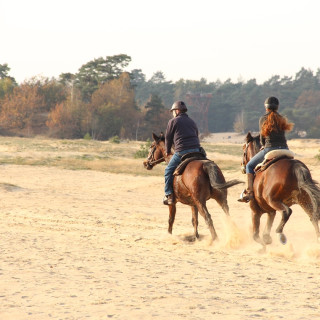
(83, 133), (92, 140)
(109, 135), (120, 144)
(134, 139), (151, 158)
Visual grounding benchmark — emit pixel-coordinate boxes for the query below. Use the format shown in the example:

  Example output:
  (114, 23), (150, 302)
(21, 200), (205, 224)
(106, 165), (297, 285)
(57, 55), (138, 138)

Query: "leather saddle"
(173, 151), (207, 176)
(255, 149), (295, 173)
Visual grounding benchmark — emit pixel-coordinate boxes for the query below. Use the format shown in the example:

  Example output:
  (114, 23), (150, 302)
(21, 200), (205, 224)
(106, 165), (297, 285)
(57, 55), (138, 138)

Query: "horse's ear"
(246, 131), (253, 143)
(160, 132), (165, 141)
(152, 132), (159, 141)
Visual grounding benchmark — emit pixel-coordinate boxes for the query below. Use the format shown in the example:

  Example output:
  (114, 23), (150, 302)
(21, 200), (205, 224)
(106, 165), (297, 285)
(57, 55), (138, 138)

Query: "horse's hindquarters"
(173, 161), (211, 205)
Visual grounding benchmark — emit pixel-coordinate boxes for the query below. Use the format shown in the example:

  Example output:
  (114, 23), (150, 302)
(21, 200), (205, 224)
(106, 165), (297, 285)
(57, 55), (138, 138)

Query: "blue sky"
(1, 0), (320, 84)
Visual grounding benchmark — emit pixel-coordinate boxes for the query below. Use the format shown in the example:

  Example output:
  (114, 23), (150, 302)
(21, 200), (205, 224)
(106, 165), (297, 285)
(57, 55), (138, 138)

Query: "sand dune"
(1, 149), (320, 319)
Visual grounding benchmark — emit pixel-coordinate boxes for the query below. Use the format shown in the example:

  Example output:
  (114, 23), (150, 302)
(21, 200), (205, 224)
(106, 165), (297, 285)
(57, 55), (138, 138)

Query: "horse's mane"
(252, 135), (261, 154)
(159, 132), (165, 142)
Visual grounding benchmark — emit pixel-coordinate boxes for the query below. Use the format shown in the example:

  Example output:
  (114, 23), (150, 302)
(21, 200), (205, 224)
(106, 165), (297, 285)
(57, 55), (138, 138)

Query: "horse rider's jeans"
(246, 146), (289, 174)
(165, 148), (200, 196)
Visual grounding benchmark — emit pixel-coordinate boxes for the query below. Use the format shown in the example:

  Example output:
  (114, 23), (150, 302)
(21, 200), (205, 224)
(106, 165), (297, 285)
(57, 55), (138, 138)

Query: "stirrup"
(237, 189), (254, 203)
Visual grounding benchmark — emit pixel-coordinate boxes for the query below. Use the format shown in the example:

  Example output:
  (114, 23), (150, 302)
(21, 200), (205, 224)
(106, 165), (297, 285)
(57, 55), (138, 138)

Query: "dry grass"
(0, 136), (318, 176)
(0, 136), (163, 175)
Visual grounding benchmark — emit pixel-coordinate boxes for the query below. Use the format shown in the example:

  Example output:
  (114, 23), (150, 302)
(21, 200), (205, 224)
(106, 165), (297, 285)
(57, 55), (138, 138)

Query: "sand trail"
(1, 164), (320, 319)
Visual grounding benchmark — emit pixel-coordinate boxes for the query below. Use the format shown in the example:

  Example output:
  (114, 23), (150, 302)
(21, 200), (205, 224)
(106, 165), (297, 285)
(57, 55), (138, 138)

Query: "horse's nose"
(143, 160), (152, 170)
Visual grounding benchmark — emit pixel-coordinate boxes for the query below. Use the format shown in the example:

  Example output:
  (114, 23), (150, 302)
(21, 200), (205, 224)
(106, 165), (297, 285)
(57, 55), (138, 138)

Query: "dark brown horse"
(241, 132), (320, 248)
(143, 132), (243, 242)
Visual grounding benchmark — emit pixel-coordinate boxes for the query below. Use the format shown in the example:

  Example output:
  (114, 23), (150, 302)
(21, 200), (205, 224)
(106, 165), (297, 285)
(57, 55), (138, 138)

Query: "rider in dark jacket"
(163, 101), (201, 205)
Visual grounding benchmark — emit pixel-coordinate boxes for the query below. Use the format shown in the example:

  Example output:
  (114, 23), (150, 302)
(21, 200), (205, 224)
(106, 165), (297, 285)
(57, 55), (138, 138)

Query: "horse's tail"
(294, 161), (320, 220)
(203, 161), (243, 190)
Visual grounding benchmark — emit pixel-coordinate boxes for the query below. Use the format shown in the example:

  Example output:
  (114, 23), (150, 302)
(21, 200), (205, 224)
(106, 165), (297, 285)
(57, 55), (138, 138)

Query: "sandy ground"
(1, 142), (320, 319)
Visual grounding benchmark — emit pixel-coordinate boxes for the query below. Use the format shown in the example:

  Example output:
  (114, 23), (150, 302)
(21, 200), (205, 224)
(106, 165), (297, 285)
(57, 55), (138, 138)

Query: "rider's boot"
(163, 194), (174, 205)
(238, 173), (254, 203)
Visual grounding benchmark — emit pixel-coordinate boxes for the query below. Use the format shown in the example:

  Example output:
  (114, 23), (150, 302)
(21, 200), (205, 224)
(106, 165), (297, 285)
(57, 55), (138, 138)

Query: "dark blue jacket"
(165, 113), (200, 154)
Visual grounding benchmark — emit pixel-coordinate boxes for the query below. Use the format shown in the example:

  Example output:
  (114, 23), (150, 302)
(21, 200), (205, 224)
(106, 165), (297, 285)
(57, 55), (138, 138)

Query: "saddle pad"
(173, 156), (210, 176)
(264, 149), (294, 160)
(255, 154), (294, 172)
(181, 151), (206, 162)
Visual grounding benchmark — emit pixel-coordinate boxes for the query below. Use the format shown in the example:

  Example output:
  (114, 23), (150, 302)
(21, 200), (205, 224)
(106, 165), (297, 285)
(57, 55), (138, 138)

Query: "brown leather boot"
(163, 194), (174, 205)
(238, 173), (254, 203)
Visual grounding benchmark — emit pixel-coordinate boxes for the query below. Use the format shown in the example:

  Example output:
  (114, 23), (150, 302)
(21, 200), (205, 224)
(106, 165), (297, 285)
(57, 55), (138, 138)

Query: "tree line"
(1, 56), (320, 140)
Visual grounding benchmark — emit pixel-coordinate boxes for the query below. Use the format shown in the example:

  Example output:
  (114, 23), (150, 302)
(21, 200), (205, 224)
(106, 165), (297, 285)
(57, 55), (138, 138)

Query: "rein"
(148, 157), (165, 166)
(241, 137), (261, 174)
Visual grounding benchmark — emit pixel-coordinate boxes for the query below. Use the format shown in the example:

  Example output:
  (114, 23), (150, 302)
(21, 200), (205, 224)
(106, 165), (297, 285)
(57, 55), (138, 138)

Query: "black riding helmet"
(170, 100), (188, 112)
(264, 96), (279, 111)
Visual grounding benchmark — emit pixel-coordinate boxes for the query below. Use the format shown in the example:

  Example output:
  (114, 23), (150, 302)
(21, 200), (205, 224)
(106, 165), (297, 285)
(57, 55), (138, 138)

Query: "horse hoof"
(279, 233), (287, 245)
(258, 246), (266, 254)
(263, 234), (272, 245)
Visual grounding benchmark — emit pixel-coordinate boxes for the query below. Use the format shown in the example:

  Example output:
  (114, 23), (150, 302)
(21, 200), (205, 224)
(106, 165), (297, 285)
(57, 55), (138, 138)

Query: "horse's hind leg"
(275, 204), (292, 244)
(196, 201), (218, 241)
(213, 190), (229, 216)
(191, 206), (199, 239)
(310, 219), (320, 242)
(297, 193), (320, 241)
(168, 204), (176, 234)
(265, 199), (292, 243)
(275, 205), (292, 234)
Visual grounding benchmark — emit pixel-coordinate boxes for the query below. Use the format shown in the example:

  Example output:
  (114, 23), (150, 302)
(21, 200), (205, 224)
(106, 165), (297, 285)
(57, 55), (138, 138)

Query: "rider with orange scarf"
(238, 97), (294, 202)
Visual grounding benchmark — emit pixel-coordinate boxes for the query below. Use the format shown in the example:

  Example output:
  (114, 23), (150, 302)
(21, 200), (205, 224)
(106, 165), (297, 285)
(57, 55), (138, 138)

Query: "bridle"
(240, 137), (261, 174)
(146, 141), (166, 168)
(241, 143), (249, 174)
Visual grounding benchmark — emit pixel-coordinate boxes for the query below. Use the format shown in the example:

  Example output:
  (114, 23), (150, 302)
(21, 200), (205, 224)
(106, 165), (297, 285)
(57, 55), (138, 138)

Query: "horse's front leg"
(251, 208), (265, 248)
(191, 206), (199, 239)
(262, 211), (276, 245)
(168, 204), (176, 234)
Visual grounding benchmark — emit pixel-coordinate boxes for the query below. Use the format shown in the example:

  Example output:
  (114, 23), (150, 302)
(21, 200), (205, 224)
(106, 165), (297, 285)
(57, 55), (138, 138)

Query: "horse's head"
(143, 132), (166, 170)
(240, 132), (261, 174)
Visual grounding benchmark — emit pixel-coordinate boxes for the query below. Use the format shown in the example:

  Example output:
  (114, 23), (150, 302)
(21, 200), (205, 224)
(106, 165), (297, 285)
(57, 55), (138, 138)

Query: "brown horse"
(143, 132), (243, 242)
(241, 132), (320, 248)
